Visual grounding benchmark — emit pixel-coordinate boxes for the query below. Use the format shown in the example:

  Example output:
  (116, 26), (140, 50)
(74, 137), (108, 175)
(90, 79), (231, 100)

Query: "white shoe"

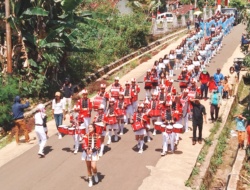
(138, 149), (143, 154)
(94, 174), (99, 183)
(161, 151), (166, 156)
(147, 137), (151, 142)
(120, 132), (123, 136)
(137, 143), (140, 149)
(114, 135), (118, 142)
(107, 139), (111, 145)
(74, 150), (78, 154)
(58, 134), (62, 139)
(38, 152), (45, 157)
(152, 131), (156, 136)
(99, 152), (103, 157)
(88, 179), (93, 187)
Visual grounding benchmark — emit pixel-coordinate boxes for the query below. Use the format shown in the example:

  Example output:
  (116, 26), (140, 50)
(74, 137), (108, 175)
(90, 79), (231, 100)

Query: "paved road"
(0, 24), (245, 190)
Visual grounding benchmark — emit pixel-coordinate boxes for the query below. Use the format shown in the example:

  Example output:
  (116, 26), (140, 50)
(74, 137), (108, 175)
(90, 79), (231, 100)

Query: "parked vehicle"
(221, 8), (240, 25)
(156, 12), (174, 24)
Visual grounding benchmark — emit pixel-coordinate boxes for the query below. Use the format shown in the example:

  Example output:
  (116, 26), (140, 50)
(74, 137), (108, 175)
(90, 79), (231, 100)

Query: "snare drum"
(95, 122), (105, 134)
(80, 109), (90, 117)
(111, 89), (119, 97)
(173, 124), (183, 133)
(104, 116), (117, 125)
(160, 124), (166, 132)
(93, 96), (104, 111)
(124, 96), (131, 105)
(188, 91), (196, 99)
(68, 127), (76, 135)
(154, 121), (163, 131)
(166, 125), (173, 134)
(58, 125), (69, 135)
(149, 109), (161, 117)
(76, 126), (86, 135)
(115, 109), (126, 116)
(132, 122), (144, 131)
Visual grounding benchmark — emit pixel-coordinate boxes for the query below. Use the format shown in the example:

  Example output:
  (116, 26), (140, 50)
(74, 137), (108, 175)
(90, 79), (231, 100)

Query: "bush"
(0, 76), (19, 132)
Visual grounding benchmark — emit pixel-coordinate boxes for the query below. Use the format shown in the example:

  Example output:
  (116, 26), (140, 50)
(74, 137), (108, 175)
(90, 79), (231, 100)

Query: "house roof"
(172, 4), (194, 15)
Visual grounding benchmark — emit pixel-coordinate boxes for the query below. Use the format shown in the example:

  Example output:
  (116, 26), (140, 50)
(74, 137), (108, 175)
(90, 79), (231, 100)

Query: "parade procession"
(40, 11), (236, 187)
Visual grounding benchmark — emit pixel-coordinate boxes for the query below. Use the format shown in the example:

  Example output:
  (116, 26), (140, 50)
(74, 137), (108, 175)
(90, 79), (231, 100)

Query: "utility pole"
(5, 0), (12, 74)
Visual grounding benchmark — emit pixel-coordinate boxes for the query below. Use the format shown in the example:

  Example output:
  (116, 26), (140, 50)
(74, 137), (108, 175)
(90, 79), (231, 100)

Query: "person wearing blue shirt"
(217, 81), (224, 96)
(213, 68), (224, 85)
(234, 114), (247, 149)
(12, 96), (31, 145)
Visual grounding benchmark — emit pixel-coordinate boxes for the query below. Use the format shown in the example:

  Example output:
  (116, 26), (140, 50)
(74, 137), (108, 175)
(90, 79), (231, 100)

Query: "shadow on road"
(62, 147), (72, 152)
(44, 146), (53, 155)
(80, 172), (105, 184)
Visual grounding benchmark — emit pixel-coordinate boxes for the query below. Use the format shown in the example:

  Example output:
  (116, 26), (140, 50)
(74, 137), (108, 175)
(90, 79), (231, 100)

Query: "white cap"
(131, 78), (136, 82)
(115, 77), (119, 80)
(183, 89), (189, 93)
(169, 79), (174, 83)
(37, 104), (45, 112)
(98, 104), (105, 109)
(109, 97), (115, 102)
(81, 89), (88, 94)
(125, 81), (130, 85)
(100, 84), (106, 88)
(138, 103), (144, 108)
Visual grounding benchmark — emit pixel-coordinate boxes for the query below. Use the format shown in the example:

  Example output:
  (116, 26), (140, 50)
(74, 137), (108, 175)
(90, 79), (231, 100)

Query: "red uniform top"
(82, 133), (101, 151)
(115, 99), (126, 117)
(178, 74), (190, 88)
(165, 85), (176, 95)
(144, 75), (153, 87)
(76, 98), (92, 117)
(97, 91), (110, 100)
(123, 88), (134, 105)
(131, 84), (140, 102)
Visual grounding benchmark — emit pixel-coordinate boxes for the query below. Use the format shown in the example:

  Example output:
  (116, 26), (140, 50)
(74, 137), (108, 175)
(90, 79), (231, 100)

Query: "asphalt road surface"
(0, 24), (245, 190)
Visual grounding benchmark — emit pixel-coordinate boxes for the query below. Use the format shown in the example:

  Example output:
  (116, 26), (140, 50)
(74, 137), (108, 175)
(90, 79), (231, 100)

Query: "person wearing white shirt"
(52, 92), (66, 139)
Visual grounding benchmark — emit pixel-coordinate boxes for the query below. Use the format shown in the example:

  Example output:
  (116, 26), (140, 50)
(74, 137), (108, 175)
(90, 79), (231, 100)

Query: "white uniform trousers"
(182, 113), (189, 132)
(73, 134), (80, 151)
(162, 132), (174, 152)
(35, 125), (47, 154)
(84, 117), (91, 133)
(126, 105), (133, 123)
(132, 101), (138, 112)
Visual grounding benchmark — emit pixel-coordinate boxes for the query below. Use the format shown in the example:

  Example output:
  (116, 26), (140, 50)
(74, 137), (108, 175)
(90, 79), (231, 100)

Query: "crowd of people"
(11, 12), (243, 188)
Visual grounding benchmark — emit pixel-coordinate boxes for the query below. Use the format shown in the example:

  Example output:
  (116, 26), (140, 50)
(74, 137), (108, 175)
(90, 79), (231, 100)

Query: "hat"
(55, 92), (61, 97)
(152, 91), (158, 96)
(65, 78), (70, 82)
(169, 79), (174, 83)
(147, 69), (151, 73)
(125, 81), (130, 85)
(115, 77), (119, 81)
(144, 99), (150, 104)
(100, 84), (106, 88)
(81, 89), (88, 94)
(98, 104), (105, 110)
(191, 78), (197, 83)
(109, 97), (115, 102)
(138, 103), (144, 108)
(37, 104), (45, 111)
(183, 89), (189, 93)
(160, 84), (165, 89)
(131, 78), (136, 82)
(119, 91), (124, 96)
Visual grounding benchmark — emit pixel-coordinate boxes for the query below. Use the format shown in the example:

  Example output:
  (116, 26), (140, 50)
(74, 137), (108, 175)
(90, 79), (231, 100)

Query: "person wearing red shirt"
(110, 77), (123, 99)
(199, 69), (210, 99)
(81, 124), (101, 187)
(130, 78), (140, 112)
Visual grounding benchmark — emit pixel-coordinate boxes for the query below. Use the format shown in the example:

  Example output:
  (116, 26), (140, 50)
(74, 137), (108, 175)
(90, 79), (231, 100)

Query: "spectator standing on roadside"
(190, 99), (207, 145)
(12, 96), (31, 145)
(52, 92), (66, 139)
(34, 104), (47, 157)
(234, 114), (247, 149)
(186, 19), (191, 31)
(213, 68), (224, 85)
(209, 88), (222, 123)
(199, 68), (210, 100)
(61, 78), (73, 114)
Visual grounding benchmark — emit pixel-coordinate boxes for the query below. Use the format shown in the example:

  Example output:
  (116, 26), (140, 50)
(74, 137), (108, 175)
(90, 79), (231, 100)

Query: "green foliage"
(229, 0), (246, 11)
(0, 76), (19, 131)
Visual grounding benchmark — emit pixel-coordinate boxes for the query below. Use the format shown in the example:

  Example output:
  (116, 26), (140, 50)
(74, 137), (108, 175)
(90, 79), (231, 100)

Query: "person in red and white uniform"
(96, 84), (109, 111)
(172, 103), (183, 145)
(130, 78), (140, 112)
(93, 104), (106, 157)
(165, 79), (176, 95)
(75, 89), (92, 133)
(180, 89), (191, 132)
(115, 92), (127, 135)
(131, 103), (147, 153)
(110, 77), (123, 99)
(151, 67), (158, 91)
(158, 84), (166, 105)
(150, 92), (161, 136)
(188, 79), (201, 99)
(105, 98), (119, 144)
(81, 124), (101, 187)
(123, 81), (134, 124)
(178, 69), (190, 92)
(144, 70), (153, 100)
(161, 102), (175, 156)
(143, 99), (152, 142)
